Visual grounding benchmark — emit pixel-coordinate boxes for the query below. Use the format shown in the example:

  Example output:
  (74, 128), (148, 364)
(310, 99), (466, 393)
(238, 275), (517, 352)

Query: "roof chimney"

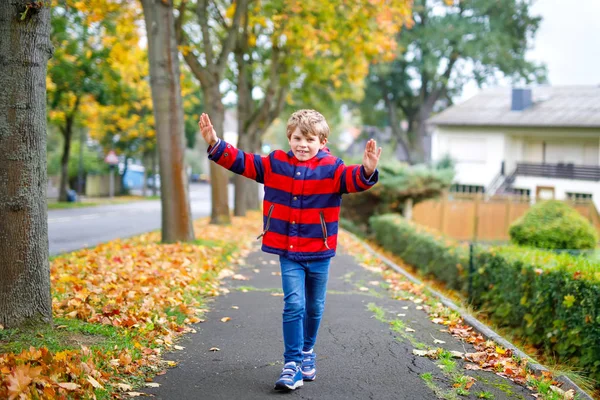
(511, 88), (532, 111)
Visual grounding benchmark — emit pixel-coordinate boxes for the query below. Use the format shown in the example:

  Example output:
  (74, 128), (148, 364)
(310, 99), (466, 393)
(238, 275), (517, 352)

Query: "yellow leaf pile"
(0, 213), (262, 399)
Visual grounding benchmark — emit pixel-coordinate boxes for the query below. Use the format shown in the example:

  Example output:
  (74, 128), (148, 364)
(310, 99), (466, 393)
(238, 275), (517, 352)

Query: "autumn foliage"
(0, 214), (259, 399)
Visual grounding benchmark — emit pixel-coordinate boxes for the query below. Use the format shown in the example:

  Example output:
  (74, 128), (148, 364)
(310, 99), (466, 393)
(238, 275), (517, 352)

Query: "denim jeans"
(279, 255), (331, 364)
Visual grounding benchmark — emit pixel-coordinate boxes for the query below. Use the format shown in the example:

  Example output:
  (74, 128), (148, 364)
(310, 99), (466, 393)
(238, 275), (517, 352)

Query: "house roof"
(428, 86), (600, 128)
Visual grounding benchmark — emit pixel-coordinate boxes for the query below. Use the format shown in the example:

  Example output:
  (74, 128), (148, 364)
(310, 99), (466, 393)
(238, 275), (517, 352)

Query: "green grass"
(421, 372), (434, 383)
(48, 201), (100, 209)
(477, 391), (494, 399)
(0, 317), (130, 355)
(47, 195), (161, 210)
(439, 350), (457, 373)
(367, 303), (387, 322)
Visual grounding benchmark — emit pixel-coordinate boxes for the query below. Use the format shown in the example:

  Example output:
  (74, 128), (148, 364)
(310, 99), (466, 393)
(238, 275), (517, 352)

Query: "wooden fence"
(412, 193), (600, 242)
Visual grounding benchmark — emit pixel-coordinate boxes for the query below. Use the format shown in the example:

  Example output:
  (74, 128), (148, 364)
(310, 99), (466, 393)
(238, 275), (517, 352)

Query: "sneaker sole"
(274, 380), (304, 391)
(302, 375), (316, 381)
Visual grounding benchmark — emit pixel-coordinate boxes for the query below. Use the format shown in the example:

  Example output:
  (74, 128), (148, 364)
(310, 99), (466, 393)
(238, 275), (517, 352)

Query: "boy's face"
(288, 128), (327, 161)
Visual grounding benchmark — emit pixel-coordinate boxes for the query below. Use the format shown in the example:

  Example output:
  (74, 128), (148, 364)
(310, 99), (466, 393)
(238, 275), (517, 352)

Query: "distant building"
(428, 86), (600, 209)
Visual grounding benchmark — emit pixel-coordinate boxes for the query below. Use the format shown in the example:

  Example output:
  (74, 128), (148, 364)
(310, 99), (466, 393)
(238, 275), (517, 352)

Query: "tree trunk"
(152, 147), (158, 196)
(58, 117), (74, 201)
(142, 153), (148, 197)
(0, 2), (53, 328)
(403, 198), (413, 220)
(141, 0), (194, 242)
(245, 133), (262, 210)
(233, 133), (249, 217)
(120, 155), (129, 195)
(204, 92), (231, 224)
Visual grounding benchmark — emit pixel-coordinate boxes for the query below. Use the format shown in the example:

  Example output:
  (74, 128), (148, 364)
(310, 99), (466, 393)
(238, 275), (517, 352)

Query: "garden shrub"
(509, 200), (598, 250)
(369, 214), (467, 290)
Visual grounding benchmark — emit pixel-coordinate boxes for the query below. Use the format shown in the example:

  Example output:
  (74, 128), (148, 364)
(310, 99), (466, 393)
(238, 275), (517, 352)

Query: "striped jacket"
(208, 139), (378, 261)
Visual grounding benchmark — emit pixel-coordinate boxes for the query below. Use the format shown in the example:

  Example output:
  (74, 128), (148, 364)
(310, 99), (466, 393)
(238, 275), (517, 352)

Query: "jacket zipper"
(319, 211), (330, 249)
(257, 204), (275, 240)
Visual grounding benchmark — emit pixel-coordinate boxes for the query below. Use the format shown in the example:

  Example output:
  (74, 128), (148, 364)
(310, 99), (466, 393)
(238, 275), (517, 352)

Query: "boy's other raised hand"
(198, 113), (218, 146)
(362, 139), (382, 177)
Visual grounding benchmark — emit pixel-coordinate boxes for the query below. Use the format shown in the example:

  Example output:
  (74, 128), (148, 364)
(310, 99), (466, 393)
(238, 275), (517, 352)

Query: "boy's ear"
(319, 138), (328, 149)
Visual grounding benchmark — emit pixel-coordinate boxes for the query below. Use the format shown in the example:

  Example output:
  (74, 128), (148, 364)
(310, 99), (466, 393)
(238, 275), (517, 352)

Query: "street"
(48, 183), (234, 255)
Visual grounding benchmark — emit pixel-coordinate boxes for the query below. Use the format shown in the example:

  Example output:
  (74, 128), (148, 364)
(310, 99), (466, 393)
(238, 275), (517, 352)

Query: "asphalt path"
(145, 247), (533, 400)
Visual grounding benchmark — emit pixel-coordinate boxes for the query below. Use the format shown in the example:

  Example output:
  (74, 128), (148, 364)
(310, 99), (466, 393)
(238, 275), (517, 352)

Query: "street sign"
(104, 150), (119, 165)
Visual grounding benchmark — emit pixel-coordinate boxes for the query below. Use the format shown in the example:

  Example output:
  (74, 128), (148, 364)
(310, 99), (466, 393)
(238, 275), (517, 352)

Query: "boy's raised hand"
(362, 139), (382, 177)
(198, 113), (218, 146)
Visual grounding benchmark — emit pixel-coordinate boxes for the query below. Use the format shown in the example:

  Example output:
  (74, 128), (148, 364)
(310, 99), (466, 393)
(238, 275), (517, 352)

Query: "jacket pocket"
(319, 211), (330, 249)
(257, 204), (275, 240)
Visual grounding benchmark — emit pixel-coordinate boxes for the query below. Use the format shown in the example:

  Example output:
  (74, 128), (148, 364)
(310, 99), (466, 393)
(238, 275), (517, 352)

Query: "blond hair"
(286, 109), (330, 142)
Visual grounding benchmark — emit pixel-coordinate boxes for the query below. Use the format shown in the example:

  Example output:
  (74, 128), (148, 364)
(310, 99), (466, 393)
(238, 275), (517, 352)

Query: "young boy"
(199, 109), (381, 391)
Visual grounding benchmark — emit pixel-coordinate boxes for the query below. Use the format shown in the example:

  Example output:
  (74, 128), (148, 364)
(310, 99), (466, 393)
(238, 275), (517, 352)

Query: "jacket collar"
(286, 147), (331, 163)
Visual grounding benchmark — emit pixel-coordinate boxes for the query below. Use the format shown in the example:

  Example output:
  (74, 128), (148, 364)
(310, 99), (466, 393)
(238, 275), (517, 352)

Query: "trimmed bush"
(509, 200), (598, 250)
(369, 214), (467, 290)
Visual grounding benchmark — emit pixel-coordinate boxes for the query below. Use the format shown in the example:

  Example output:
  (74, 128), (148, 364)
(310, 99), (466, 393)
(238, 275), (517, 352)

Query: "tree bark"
(141, 0), (195, 242)
(205, 96), (231, 224)
(0, 1), (53, 328)
(176, 0), (249, 225)
(58, 122), (72, 201)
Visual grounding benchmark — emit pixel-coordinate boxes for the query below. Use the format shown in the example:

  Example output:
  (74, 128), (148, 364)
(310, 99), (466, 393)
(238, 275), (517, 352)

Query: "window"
(450, 184), (484, 194)
(511, 188), (531, 197)
(566, 192), (593, 201)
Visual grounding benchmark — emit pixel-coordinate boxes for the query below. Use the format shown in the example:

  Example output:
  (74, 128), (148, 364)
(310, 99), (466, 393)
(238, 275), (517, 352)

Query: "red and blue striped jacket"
(208, 139), (378, 261)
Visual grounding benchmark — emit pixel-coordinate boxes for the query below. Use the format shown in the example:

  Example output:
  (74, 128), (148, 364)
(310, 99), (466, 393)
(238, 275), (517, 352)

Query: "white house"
(428, 86), (600, 210)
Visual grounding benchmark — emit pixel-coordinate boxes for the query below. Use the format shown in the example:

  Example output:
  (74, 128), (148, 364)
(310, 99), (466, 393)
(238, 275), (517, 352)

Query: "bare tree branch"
(197, 0), (215, 72)
(216, 0), (249, 72)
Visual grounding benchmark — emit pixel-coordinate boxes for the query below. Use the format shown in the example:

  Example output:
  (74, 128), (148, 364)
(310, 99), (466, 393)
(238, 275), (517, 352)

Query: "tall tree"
(224, 0), (413, 216)
(141, 0), (195, 242)
(176, 0), (249, 224)
(47, 1), (124, 202)
(0, 1), (53, 328)
(359, 0), (546, 163)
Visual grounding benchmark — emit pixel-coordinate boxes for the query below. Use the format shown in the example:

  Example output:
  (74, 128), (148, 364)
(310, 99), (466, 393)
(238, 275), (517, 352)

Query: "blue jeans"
(279, 255), (331, 364)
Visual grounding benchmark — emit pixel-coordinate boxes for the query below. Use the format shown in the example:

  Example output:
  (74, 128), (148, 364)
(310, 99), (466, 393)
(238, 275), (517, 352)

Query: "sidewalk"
(145, 243), (535, 400)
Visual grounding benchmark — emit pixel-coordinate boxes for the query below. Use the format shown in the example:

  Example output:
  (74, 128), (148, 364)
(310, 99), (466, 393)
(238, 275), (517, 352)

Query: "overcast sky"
(461, 0), (600, 101)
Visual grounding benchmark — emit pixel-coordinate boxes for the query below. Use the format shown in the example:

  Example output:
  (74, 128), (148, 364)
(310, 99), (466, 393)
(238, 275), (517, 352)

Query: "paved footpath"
(146, 244), (534, 400)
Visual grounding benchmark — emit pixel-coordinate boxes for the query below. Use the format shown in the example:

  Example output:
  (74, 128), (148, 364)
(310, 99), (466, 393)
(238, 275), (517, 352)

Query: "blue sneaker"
(301, 350), (316, 381)
(274, 362), (303, 391)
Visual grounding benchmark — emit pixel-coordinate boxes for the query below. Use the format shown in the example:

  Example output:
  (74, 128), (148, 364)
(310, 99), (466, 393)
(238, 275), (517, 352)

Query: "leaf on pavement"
(232, 274), (248, 281)
(221, 317), (231, 322)
(405, 328), (415, 333)
(127, 392), (153, 397)
(209, 347), (220, 352)
(116, 383), (133, 391)
(145, 383), (160, 388)
(359, 287), (369, 292)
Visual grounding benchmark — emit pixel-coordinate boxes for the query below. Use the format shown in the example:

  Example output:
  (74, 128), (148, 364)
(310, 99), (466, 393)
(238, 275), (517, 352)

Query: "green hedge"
(509, 200), (598, 250)
(369, 214), (467, 291)
(471, 247), (600, 382)
(369, 214), (600, 384)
